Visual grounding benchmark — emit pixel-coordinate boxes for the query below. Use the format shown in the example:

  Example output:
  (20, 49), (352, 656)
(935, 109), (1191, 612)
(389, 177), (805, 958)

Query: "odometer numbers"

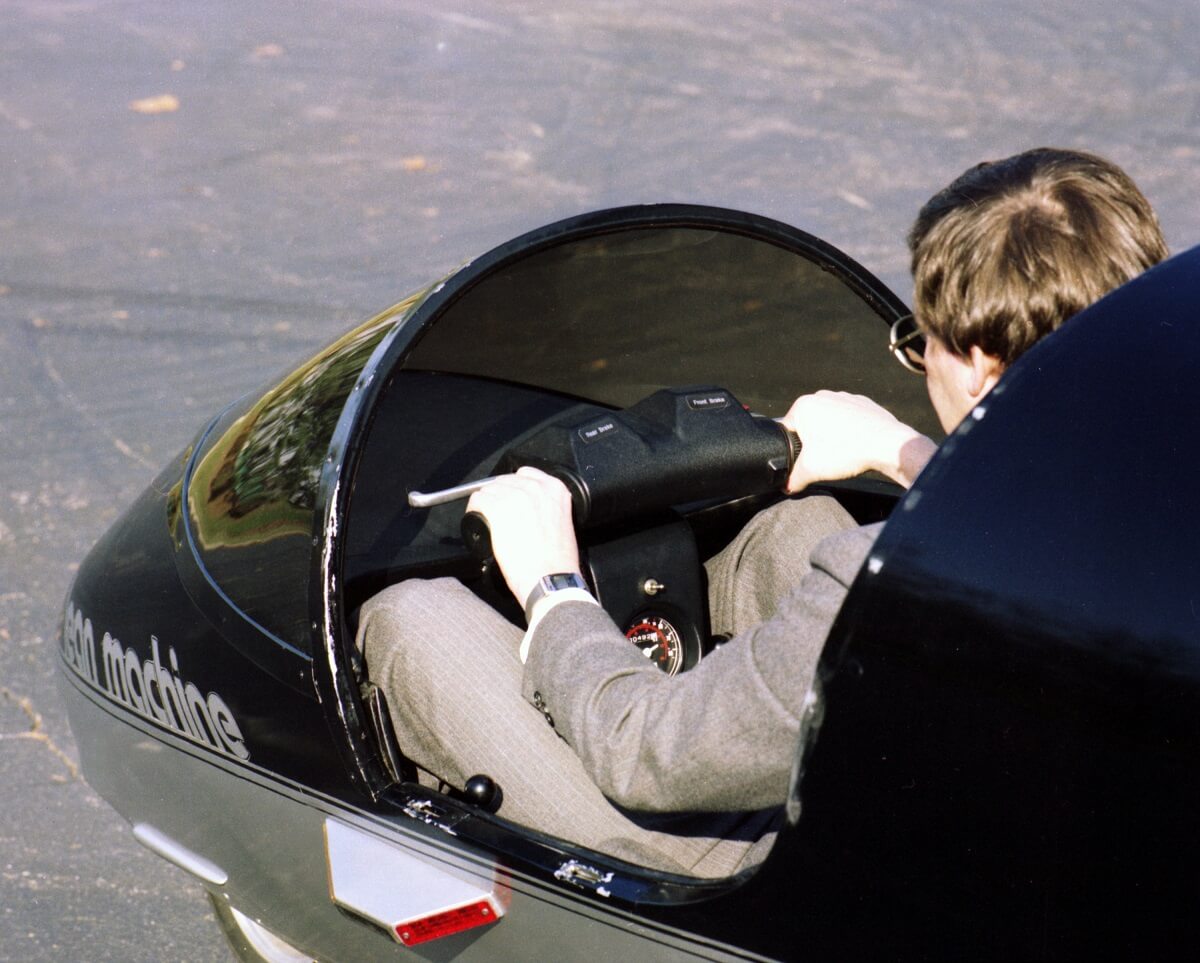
(625, 615), (684, 676)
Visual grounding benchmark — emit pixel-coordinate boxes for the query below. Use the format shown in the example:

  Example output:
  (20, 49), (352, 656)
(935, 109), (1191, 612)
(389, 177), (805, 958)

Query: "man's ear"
(967, 345), (1006, 399)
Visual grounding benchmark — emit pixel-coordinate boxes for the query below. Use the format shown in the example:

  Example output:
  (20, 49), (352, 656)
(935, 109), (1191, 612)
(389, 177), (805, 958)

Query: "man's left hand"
(781, 390), (937, 491)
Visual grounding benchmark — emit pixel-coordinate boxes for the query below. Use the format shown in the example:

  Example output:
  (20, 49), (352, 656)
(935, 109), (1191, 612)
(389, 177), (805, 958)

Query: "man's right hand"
(781, 390), (937, 492)
(465, 467), (583, 611)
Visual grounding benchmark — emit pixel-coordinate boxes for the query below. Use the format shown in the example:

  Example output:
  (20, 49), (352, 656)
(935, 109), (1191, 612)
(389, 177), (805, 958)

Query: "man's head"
(907, 147), (1167, 430)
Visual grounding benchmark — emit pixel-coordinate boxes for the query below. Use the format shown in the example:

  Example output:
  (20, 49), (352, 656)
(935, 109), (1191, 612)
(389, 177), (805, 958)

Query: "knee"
(360, 577), (470, 631)
(357, 577), (465, 674)
(759, 493), (854, 540)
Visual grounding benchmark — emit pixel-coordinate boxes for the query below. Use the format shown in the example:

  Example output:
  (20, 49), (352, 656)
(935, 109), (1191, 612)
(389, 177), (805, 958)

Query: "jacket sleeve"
(521, 523), (879, 812)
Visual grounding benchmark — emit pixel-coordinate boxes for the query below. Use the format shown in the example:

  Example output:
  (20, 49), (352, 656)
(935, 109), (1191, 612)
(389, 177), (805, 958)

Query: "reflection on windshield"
(190, 312), (398, 546)
(185, 289), (427, 647)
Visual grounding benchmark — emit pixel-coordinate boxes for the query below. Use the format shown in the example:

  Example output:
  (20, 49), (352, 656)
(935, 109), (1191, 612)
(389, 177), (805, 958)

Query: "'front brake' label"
(685, 392), (729, 411)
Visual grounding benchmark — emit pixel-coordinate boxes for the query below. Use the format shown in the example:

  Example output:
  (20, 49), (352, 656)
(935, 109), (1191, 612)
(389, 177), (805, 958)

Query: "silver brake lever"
(407, 477), (500, 509)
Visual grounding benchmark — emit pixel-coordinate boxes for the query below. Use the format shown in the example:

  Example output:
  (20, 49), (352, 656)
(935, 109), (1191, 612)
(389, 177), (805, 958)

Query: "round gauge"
(625, 615), (684, 676)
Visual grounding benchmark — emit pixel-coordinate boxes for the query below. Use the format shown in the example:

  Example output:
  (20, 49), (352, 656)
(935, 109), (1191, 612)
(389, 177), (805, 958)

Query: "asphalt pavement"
(3, 1), (1199, 959)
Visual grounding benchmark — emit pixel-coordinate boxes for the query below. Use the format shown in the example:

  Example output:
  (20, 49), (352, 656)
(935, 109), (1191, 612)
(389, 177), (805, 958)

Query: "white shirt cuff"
(518, 588), (600, 663)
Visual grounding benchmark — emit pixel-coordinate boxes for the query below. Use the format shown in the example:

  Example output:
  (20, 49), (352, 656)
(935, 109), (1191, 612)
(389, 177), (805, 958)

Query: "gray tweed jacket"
(522, 522), (881, 814)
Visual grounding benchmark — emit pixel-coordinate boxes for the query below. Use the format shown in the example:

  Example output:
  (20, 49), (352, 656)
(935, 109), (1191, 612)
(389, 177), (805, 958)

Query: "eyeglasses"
(889, 314), (926, 375)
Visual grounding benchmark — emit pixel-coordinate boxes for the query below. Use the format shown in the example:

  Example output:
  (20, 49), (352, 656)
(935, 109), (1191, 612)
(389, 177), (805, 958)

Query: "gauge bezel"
(625, 614), (685, 675)
(623, 605), (702, 675)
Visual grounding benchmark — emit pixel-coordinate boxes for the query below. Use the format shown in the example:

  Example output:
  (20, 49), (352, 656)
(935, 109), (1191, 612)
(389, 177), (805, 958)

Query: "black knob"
(464, 774), (503, 813)
(461, 511), (493, 561)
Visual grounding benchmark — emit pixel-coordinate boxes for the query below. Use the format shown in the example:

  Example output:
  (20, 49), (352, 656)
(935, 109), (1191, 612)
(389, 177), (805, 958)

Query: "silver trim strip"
(132, 822), (228, 886)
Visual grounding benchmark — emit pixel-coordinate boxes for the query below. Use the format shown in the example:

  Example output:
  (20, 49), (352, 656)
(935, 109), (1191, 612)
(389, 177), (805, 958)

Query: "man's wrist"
(893, 432), (938, 487)
(873, 424), (936, 488)
(519, 580), (598, 663)
(523, 572), (590, 623)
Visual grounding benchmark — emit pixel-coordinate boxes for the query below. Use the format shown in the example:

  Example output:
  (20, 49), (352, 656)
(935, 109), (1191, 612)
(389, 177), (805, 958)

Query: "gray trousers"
(357, 495), (854, 878)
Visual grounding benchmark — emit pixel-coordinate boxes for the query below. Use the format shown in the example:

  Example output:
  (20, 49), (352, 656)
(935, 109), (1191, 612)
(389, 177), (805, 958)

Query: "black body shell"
(57, 205), (1200, 960)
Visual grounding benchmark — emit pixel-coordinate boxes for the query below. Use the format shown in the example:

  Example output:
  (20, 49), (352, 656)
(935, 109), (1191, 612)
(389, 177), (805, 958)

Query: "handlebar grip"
(780, 424), (802, 464)
(461, 510), (494, 562)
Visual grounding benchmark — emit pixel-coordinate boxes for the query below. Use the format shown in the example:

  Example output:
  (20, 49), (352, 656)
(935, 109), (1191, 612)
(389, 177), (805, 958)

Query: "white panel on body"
(324, 817), (507, 946)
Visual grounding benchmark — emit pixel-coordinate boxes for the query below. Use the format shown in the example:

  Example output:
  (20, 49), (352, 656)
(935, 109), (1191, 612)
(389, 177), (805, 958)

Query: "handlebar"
(406, 386), (800, 562)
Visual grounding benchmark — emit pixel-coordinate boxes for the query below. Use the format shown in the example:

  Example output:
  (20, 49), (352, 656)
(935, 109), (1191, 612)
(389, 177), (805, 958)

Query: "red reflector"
(395, 898), (500, 946)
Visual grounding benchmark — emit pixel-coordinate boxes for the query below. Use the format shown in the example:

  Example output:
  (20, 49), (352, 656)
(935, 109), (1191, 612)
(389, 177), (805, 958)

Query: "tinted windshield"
(185, 293), (424, 650)
(402, 226), (935, 433)
(342, 217), (936, 606)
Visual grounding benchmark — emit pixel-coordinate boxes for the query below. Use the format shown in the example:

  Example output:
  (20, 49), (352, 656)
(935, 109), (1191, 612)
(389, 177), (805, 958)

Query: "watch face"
(526, 573), (589, 620)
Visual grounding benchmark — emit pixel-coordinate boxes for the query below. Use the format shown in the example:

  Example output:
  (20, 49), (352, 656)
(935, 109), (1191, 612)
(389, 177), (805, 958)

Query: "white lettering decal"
(123, 646), (147, 714)
(60, 602), (249, 761)
(207, 693), (250, 760)
(184, 682), (219, 749)
(61, 603), (99, 687)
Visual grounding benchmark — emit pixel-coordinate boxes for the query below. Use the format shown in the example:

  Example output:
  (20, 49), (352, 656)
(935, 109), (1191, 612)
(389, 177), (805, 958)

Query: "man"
(359, 148), (1167, 877)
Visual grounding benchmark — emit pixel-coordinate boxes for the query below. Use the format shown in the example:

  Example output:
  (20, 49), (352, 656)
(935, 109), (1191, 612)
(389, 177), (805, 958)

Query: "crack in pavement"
(40, 356), (158, 472)
(0, 686), (81, 780)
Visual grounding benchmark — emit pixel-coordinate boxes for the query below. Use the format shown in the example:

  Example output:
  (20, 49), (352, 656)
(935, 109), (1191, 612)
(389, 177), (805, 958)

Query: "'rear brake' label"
(577, 418), (619, 444)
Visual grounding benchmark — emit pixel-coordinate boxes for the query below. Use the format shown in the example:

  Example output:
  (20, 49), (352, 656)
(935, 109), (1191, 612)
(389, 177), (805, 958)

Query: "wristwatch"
(524, 572), (590, 622)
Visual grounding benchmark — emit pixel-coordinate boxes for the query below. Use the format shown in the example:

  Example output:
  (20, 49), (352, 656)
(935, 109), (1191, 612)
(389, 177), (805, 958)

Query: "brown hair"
(908, 148), (1167, 365)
